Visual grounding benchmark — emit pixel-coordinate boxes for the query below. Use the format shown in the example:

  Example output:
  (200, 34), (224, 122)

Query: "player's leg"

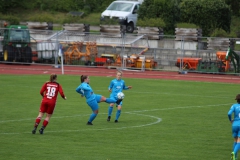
(39, 113), (52, 134)
(233, 140), (237, 159)
(97, 94), (119, 104)
(39, 102), (55, 134)
(115, 102), (122, 123)
(233, 138), (240, 160)
(87, 100), (99, 125)
(107, 103), (114, 121)
(32, 112), (44, 134)
(106, 96), (116, 121)
(231, 126), (239, 159)
(32, 102), (46, 134)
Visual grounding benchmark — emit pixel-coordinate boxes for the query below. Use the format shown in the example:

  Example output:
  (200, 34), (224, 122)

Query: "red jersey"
(40, 81), (65, 103)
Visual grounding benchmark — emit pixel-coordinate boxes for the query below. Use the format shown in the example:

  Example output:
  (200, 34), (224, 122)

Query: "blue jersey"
(76, 82), (95, 102)
(108, 79), (129, 99)
(228, 103), (240, 126)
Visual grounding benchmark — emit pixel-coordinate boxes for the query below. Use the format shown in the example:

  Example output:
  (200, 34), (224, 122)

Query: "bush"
(210, 29), (229, 37)
(180, 0), (231, 36)
(138, 0), (180, 35)
(28, 13), (54, 23)
(137, 18), (165, 28)
(62, 15), (82, 24)
(0, 15), (20, 25)
(177, 23), (199, 28)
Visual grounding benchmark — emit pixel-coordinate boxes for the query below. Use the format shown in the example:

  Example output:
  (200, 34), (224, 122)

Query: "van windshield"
(107, 2), (134, 12)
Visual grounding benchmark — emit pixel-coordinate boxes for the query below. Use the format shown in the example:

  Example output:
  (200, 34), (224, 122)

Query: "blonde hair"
(117, 70), (122, 75)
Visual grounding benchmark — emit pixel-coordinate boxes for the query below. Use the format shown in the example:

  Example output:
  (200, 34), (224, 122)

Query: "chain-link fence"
(0, 27), (240, 75)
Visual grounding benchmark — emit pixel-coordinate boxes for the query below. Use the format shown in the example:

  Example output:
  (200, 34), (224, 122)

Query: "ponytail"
(50, 73), (57, 82)
(81, 75), (88, 83)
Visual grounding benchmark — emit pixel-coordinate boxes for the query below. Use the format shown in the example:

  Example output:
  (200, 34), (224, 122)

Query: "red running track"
(0, 63), (240, 84)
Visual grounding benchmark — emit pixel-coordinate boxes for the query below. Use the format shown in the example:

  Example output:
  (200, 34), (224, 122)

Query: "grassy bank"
(1, 10), (239, 37)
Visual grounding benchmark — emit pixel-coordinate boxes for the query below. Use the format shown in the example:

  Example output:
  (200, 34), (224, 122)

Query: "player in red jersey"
(32, 73), (67, 134)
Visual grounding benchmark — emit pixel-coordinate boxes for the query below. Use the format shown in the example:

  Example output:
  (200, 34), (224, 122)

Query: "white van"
(100, 0), (142, 33)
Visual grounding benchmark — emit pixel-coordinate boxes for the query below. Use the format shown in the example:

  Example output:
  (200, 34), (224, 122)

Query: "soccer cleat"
(231, 152), (235, 160)
(32, 127), (37, 134)
(115, 120), (118, 123)
(116, 99), (122, 105)
(107, 116), (111, 121)
(39, 128), (44, 134)
(87, 121), (93, 125)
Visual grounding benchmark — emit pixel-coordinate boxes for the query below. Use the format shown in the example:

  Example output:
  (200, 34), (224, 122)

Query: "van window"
(107, 2), (134, 12)
(133, 4), (140, 13)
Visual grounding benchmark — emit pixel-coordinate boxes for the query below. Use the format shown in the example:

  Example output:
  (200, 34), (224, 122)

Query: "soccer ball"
(117, 92), (125, 99)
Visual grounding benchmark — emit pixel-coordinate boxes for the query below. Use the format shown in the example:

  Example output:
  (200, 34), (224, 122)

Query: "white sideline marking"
(38, 113), (161, 134)
(0, 103), (230, 135)
(0, 114), (87, 123)
(0, 113), (161, 135)
(0, 103), (228, 124)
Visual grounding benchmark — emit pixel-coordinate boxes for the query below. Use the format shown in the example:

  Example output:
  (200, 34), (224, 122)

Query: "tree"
(225, 0), (240, 16)
(0, 0), (22, 13)
(138, 0), (181, 35)
(180, 0), (231, 36)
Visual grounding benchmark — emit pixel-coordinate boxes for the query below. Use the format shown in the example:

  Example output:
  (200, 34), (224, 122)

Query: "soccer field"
(0, 74), (237, 160)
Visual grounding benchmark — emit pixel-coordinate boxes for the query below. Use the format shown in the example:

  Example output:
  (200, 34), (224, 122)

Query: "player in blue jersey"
(107, 70), (132, 122)
(76, 75), (122, 125)
(228, 94), (240, 160)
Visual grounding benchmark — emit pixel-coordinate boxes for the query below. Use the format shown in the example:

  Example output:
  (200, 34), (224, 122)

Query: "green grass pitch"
(0, 74), (237, 160)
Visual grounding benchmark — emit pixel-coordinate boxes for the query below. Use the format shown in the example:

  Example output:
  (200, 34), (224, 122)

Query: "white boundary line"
(0, 103), (229, 135)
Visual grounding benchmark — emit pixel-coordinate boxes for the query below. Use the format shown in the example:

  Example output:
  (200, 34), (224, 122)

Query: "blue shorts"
(232, 124), (240, 138)
(87, 99), (99, 111)
(95, 94), (102, 103)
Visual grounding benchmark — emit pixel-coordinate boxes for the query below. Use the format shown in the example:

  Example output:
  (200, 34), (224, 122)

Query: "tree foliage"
(0, 0), (235, 37)
(225, 0), (240, 16)
(0, 0), (114, 13)
(180, 0), (231, 36)
(138, 0), (181, 35)
(0, 0), (22, 13)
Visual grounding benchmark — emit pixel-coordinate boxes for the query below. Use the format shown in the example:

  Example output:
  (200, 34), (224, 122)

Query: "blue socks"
(234, 142), (240, 157)
(108, 106), (121, 121)
(233, 142), (237, 151)
(88, 113), (97, 122)
(116, 110), (121, 120)
(108, 106), (113, 116)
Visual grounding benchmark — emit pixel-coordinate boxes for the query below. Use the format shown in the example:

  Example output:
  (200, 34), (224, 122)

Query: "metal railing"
(0, 28), (240, 75)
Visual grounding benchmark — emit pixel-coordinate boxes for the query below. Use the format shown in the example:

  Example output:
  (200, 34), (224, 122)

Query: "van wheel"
(126, 23), (134, 33)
